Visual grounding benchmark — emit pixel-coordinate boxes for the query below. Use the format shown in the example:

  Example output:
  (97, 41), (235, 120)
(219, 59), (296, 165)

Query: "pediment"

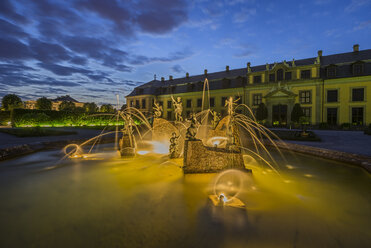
(264, 88), (296, 98)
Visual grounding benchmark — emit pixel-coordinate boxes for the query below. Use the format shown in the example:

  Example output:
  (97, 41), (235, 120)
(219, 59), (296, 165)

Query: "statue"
(224, 96), (240, 116)
(169, 132), (180, 158)
(153, 101), (163, 118)
(171, 96), (183, 122)
(186, 114), (198, 140)
(292, 58), (296, 67)
(211, 110), (221, 129)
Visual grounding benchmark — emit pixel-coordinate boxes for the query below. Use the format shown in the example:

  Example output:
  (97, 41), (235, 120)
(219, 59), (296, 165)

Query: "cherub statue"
(169, 132), (180, 158)
(186, 113), (198, 140)
(153, 101), (163, 118)
(224, 96), (240, 116)
(171, 96), (183, 122)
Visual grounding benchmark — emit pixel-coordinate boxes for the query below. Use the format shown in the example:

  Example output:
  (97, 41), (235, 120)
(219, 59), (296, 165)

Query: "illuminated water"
(0, 147), (370, 248)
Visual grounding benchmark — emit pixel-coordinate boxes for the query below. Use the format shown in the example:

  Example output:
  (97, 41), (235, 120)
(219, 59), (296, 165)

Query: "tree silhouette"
(291, 103), (304, 124)
(59, 101), (76, 111)
(255, 103), (268, 121)
(36, 97), (52, 110)
(1, 94), (23, 110)
(100, 104), (114, 113)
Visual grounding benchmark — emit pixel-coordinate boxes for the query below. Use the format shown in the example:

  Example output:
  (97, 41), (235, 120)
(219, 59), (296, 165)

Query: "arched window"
(277, 69), (284, 81)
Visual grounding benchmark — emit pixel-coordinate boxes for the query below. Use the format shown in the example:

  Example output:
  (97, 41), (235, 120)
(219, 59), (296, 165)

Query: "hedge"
(0, 111), (11, 126)
(11, 109), (119, 127)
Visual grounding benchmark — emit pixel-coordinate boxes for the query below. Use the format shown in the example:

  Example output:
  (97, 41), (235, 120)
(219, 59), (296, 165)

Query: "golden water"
(0, 148), (370, 247)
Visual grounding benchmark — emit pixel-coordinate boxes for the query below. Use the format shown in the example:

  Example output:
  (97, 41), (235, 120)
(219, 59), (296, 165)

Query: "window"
(186, 99), (192, 108)
(352, 107), (363, 125)
(327, 108), (337, 125)
(353, 63), (364, 76)
(253, 75), (261, 83)
(302, 107), (311, 119)
(161, 87), (167, 94)
(327, 66), (336, 78)
(352, 88), (364, 102)
(210, 97), (215, 107)
(269, 73), (275, 82)
(135, 100), (140, 108)
(130, 100), (134, 107)
(167, 100), (172, 108)
(285, 71), (292, 80)
(253, 94), (262, 106)
(197, 98), (202, 107)
(159, 101), (163, 107)
(299, 91), (311, 104)
(277, 69), (283, 81)
(327, 90), (338, 102)
(141, 99), (146, 109)
(167, 111), (172, 120)
(301, 70), (311, 79)
(221, 97), (228, 106)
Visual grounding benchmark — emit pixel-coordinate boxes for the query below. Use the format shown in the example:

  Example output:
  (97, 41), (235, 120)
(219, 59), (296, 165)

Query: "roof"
(127, 49), (371, 97)
(53, 95), (79, 102)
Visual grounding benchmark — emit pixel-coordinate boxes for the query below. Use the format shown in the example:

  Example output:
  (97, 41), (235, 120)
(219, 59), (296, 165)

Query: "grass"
(269, 129), (321, 141)
(0, 127), (77, 137)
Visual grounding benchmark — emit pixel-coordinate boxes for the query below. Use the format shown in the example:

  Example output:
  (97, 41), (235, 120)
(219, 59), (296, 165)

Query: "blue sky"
(0, 0), (370, 105)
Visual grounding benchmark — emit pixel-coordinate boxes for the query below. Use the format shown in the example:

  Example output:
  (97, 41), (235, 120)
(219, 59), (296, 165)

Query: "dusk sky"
(1, 0), (370, 105)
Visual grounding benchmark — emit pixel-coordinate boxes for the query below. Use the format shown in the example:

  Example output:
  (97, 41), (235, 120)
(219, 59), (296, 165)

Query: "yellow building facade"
(126, 45), (371, 126)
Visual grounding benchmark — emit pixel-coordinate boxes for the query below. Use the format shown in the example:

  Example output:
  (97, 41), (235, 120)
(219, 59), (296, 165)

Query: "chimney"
(169, 75), (173, 80)
(317, 50), (323, 56)
(161, 77), (165, 82)
(226, 65), (229, 72)
(204, 69), (208, 75)
(186, 72), (189, 78)
(353, 44), (359, 52)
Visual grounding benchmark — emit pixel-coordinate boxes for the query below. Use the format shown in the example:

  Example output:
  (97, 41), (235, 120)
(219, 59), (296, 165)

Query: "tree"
(83, 102), (98, 113)
(59, 101), (76, 111)
(100, 104), (114, 113)
(291, 103), (304, 124)
(35, 97), (52, 110)
(74, 107), (85, 113)
(255, 103), (268, 122)
(1, 94), (23, 110)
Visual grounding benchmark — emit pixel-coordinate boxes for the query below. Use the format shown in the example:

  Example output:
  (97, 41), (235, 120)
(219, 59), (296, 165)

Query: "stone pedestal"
(183, 140), (247, 174)
(119, 134), (136, 157)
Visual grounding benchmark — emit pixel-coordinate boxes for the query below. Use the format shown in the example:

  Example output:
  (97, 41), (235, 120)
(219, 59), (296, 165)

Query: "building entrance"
(272, 104), (288, 126)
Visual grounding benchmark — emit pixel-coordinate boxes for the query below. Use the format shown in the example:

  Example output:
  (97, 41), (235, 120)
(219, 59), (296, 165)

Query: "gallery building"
(126, 45), (371, 126)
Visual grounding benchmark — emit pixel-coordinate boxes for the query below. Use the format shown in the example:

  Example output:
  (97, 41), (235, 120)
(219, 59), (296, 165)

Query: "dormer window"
(277, 69), (284, 81)
(269, 73), (275, 82)
(170, 86), (176, 94)
(187, 83), (195, 92)
(327, 66), (337, 78)
(352, 62), (364, 76)
(253, 75), (262, 83)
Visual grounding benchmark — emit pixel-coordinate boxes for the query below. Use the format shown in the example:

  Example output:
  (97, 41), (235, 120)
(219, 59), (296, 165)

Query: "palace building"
(24, 95), (84, 111)
(126, 45), (371, 126)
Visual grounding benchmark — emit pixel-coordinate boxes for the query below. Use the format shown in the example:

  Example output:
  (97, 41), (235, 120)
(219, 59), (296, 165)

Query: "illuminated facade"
(24, 95), (84, 110)
(126, 45), (371, 126)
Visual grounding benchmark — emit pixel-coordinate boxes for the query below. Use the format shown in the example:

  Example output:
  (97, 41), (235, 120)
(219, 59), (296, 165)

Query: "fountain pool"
(0, 146), (370, 247)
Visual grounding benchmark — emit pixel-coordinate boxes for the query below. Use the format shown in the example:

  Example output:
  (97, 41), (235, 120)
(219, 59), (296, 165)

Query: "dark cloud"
(171, 64), (185, 73)
(29, 38), (72, 63)
(0, 37), (32, 60)
(0, 18), (28, 38)
(37, 63), (91, 76)
(129, 48), (193, 65)
(0, 0), (28, 23)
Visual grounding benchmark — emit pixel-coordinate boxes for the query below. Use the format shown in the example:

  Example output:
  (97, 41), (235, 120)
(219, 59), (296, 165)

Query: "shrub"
(0, 111), (11, 125)
(318, 122), (329, 129)
(340, 123), (351, 130)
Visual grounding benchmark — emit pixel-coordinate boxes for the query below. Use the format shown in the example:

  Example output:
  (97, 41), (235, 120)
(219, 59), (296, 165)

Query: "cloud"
(233, 8), (256, 23)
(171, 64), (185, 73)
(0, 18), (28, 38)
(0, 0), (28, 23)
(353, 20), (371, 31)
(0, 37), (32, 60)
(345, 0), (371, 13)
